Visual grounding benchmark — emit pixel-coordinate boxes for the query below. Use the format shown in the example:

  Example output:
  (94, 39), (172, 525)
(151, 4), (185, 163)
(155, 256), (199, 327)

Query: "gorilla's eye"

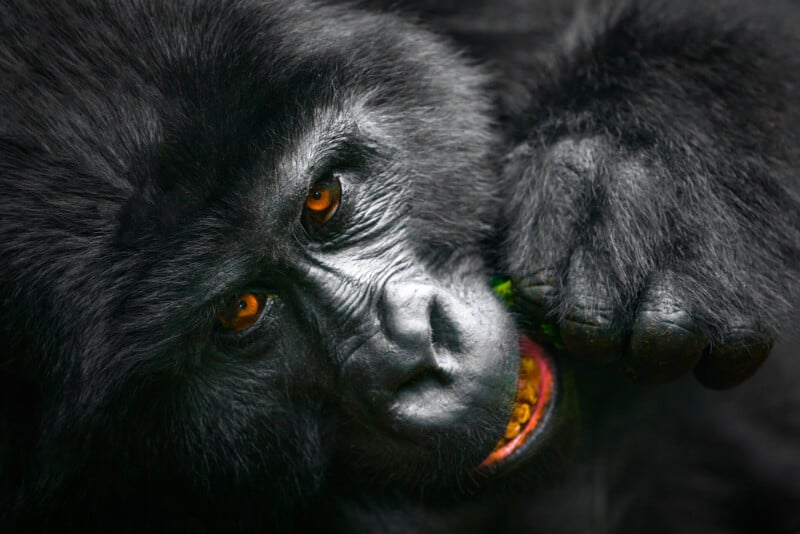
(304, 175), (341, 226)
(218, 292), (272, 332)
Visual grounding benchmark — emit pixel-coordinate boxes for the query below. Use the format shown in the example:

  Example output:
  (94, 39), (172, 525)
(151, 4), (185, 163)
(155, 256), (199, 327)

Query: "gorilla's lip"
(477, 336), (556, 470)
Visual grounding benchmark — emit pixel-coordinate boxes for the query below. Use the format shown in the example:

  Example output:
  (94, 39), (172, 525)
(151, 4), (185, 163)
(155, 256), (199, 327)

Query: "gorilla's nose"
(362, 280), (460, 402)
(340, 280), (472, 429)
(380, 279), (463, 372)
(340, 276), (517, 436)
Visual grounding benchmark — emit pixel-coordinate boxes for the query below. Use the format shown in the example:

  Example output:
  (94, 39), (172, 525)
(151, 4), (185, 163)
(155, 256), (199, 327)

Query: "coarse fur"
(1, 0), (799, 532)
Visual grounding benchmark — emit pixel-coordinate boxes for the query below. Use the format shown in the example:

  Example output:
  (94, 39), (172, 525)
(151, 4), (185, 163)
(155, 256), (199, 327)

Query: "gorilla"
(1, 0), (798, 531)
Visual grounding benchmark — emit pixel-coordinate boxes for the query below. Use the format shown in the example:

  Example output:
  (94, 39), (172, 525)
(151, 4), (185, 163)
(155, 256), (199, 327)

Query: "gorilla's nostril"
(430, 298), (462, 353)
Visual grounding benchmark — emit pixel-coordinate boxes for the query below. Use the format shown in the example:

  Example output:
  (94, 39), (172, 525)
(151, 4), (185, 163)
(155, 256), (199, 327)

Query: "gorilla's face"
(1, 0), (564, 518)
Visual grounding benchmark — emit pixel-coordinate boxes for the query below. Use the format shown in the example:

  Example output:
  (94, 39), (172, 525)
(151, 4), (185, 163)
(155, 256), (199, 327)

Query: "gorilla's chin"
(330, 336), (560, 492)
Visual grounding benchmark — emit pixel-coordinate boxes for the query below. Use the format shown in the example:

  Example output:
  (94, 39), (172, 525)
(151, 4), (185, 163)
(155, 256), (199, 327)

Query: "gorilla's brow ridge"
(280, 105), (383, 191)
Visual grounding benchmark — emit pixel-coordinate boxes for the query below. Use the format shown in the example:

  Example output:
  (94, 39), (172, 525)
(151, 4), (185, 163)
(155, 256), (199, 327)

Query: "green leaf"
(490, 277), (514, 307)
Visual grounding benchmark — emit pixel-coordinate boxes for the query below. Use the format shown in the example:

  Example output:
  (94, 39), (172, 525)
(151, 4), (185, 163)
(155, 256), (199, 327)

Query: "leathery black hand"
(499, 132), (791, 389)
(515, 271), (773, 389)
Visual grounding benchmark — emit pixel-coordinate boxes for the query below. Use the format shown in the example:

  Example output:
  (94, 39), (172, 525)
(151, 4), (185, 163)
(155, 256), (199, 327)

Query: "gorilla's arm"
(500, 1), (800, 387)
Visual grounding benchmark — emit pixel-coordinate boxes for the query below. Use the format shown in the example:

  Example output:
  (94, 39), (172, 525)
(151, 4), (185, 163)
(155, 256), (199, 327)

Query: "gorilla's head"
(0, 0), (567, 526)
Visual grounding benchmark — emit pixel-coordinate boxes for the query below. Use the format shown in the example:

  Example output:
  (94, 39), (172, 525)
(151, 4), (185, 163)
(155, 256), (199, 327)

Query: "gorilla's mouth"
(478, 336), (555, 469)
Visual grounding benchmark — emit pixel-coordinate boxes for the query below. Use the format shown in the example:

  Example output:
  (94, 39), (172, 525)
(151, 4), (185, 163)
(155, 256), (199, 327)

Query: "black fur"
(1, 0), (798, 532)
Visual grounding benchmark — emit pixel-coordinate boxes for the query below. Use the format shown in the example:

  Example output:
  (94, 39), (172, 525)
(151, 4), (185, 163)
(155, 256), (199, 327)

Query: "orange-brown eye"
(304, 176), (341, 225)
(218, 292), (268, 332)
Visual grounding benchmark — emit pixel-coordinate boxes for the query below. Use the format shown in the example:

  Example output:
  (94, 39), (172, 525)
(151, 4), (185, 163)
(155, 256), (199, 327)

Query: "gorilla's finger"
(693, 326), (773, 390)
(514, 269), (557, 331)
(626, 276), (706, 384)
(558, 253), (623, 364)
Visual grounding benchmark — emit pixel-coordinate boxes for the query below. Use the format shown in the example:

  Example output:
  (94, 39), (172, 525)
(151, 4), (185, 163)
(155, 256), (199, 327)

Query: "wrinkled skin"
(0, 0), (798, 532)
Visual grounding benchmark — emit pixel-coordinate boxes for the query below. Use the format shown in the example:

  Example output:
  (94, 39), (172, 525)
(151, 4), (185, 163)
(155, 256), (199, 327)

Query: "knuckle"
(693, 330), (773, 390)
(514, 271), (557, 305)
(560, 320), (622, 363)
(626, 310), (706, 385)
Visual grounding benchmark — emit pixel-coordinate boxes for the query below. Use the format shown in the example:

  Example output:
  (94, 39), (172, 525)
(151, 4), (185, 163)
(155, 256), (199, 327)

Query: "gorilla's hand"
(499, 3), (799, 389)
(504, 136), (796, 388)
